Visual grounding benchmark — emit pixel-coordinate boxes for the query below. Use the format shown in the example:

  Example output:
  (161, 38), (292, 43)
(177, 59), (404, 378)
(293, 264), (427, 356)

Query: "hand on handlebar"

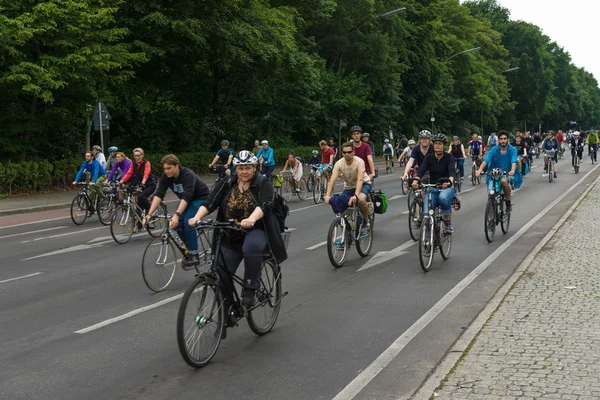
(188, 216), (199, 227)
(442, 182), (452, 189)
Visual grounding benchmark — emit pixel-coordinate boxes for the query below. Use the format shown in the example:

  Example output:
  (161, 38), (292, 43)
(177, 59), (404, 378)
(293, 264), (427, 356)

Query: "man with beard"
(402, 130), (434, 180)
(476, 130), (522, 212)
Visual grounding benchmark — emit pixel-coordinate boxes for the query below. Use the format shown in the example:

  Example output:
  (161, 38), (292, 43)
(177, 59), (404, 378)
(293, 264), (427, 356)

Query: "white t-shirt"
(403, 146), (414, 158)
(336, 156), (371, 190)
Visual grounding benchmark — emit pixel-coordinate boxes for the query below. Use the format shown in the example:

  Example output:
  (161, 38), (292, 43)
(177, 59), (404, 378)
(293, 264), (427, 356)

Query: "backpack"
(256, 174), (289, 232)
(372, 190), (387, 214)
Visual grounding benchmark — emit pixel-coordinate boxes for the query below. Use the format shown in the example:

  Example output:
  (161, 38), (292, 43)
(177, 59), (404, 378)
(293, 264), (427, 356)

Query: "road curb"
(0, 202), (72, 217)
(411, 168), (600, 400)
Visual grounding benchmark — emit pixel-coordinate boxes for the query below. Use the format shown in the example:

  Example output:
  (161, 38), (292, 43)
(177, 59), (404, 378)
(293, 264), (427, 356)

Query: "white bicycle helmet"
(408, 140), (416, 145)
(233, 150), (258, 166)
(384, 139), (390, 144)
(419, 130), (431, 139)
(573, 131), (581, 136)
(490, 168), (503, 179)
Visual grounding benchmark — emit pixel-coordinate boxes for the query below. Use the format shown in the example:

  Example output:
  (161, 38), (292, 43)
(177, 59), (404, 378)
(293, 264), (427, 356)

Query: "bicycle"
(571, 147), (582, 174)
(306, 165), (318, 192)
(97, 182), (122, 226)
(454, 159), (463, 193)
(412, 178), (452, 272)
(209, 165), (226, 190)
(141, 217), (214, 292)
(70, 182), (107, 225)
(401, 167), (416, 196)
(408, 186), (423, 242)
(279, 171), (307, 202)
(470, 155), (482, 186)
(483, 170), (511, 243)
(384, 154), (394, 174)
(326, 194), (375, 268)
(590, 143), (597, 164)
(312, 167), (329, 204)
(110, 185), (168, 244)
(176, 220), (289, 368)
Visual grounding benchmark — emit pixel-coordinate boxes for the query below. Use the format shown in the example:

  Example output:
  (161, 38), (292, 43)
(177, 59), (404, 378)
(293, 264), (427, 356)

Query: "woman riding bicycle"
(189, 150), (287, 307)
(450, 136), (466, 180)
(281, 151), (304, 192)
(411, 134), (456, 233)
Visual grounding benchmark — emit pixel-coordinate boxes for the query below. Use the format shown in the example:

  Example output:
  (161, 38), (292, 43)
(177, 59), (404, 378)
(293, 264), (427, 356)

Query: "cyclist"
(319, 140), (335, 181)
(307, 150), (321, 167)
(256, 140), (275, 178)
(72, 151), (107, 212)
(362, 132), (375, 155)
(281, 151), (304, 192)
(252, 139), (260, 155)
(541, 131), (560, 178)
(144, 154), (210, 267)
(119, 147), (156, 220)
(511, 134), (528, 174)
(107, 152), (132, 186)
(324, 142), (372, 234)
(91, 145), (106, 169)
(383, 139), (394, 167)
(556, 130), (565, 153)
(467, 133), (484, 167)
(399, 135), (408, 152)
(328, 137), (338, 160)
(450, 136), (466, 180)
(487, 132), (497, 148)
(523, 131), (534, 162)
(402, 131), (433, 180)
(398, 139), (416, 165)
(350, 126), (376, 180)
(411, 134), (455, 233)
(209, 140), (234, 178)
(569, 131), (585, 170)
(105, 146), (118, 176)
(188, 150), (287, 307)
(586, 129), (598, 162)
(476, 130), (522, 212)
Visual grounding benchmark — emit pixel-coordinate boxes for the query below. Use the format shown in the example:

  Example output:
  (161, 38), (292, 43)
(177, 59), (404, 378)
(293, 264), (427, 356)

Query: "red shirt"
(121, 160), (151, 183)
(556, 133), (564, 143)
(320, 147), (335, 165)
(353, 142), (373, 174)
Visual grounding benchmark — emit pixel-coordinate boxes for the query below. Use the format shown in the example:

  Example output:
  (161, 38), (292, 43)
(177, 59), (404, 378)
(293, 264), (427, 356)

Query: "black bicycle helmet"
(431, 133), (447, 143)
(349, 125), (363, 134)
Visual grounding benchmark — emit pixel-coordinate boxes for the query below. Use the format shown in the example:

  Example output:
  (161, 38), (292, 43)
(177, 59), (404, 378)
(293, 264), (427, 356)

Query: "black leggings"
(137, 183), (156, 213)
(219, 229), (267, 290)
(571, 148), (583, 167)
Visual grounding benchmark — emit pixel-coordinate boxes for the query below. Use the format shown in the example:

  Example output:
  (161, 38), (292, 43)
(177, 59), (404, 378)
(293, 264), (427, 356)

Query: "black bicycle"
(484, 170), (511, 243)
(97, 182), (122, 226)
(407, 186), (423, 242)
(454, 159), (463, 193)
(176, 220), (289, 368)
(590, 143), (597, 164)
(412, 179), (452, 272)
(384, 154), (394, 174)
(470, 155), (482, 186)
(70, 182), (108, 225)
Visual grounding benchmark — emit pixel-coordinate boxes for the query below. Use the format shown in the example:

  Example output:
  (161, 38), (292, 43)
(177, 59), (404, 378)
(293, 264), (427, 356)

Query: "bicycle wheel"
(419, 216), (434, 272)
(408, 198), (422, 242)
(70, 194), (89, 225)
(142, 236), (179, 292)
(247, 258), (282, 335)
(471, 165), (477, 186)
(500, 201), (510, 234)
(439, 217), (452, 260)
(110, 205), (135, 244)
(355, 213), (373, 257)
(280, 179), (293, 202)
(401, 179), (408, 195)
(548, 162), (553, 183)
(407, 187), (414, 209)
(327, 218), (348, 268)
(297, 178), (308, 201)
(97, 196), (116, 226)
(177, 275), (224, 368)
(307, 175), (315, 192)
(147, 202), (168, 238)
(313, 177), (323, 204)
(484, 198), (496, 243)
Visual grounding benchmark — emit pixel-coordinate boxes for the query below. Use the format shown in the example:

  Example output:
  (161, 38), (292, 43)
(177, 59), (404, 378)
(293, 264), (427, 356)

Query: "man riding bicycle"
(325, 142), (372, 235)
(208, 140), (234, 178)
(467, 133), (484, 166)
(569, 131), (585, 169)
(383, 139), (394, 166)
(73, 151), (107, 212)
(542, 131), (560, 177)
(402, 131), (433, 180)
(398, 139), (416, 165)
(476, 130), (522, 212)
(411, 134), (456, 233)
(586, 129), (598, 162)
(318, 139), (335, 181)
(350, 126), (376, 181)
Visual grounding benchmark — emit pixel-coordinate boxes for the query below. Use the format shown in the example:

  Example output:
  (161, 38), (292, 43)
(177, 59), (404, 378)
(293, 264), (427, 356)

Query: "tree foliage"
(1, 0), (599, 161)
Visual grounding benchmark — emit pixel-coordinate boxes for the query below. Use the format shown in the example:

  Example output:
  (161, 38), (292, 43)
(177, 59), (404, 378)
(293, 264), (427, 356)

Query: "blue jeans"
(176, 198), (205, 253)
(342, 183), (372, 198)
(456, 159), (464, 177)
(423, 187), (455, 217)
(262, 165), (275, 178)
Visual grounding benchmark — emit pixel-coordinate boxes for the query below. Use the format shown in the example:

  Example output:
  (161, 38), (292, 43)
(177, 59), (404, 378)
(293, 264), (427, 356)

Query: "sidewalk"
(415, 176), (600, 399)
(0, 159), (392, 216)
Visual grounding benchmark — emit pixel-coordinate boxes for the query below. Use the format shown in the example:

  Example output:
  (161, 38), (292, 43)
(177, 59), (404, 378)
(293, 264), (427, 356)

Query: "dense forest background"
(2, 0), (599, 163)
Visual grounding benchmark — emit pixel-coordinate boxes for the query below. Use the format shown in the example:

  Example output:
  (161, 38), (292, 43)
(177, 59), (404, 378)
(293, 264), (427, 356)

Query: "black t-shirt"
(155, 167), (210, 203)
(450, 143), (463, 159)
(417, 152), (456, 183)
(410, 144), (434, 167)
(511, 141), (527, 155)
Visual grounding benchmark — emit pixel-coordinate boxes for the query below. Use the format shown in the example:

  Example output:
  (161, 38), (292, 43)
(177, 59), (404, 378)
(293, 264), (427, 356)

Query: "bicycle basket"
(545, 149), (557, 157)
(272, 174), (283, 188)
(281, 230), (292, 250)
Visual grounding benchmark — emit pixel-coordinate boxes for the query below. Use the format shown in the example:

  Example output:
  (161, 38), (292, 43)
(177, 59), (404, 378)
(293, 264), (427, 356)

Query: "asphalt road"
(1, 156), (599, 400)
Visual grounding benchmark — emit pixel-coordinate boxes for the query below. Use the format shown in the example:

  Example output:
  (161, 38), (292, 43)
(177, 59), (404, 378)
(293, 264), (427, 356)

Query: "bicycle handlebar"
(407, 177), (452, 188)
(194, 219), (247, 232)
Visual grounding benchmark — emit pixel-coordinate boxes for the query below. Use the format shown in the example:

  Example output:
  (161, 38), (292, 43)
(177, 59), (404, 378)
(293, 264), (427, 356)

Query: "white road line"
(74, 293), (184, 334)
(0, 226), (67, 240)
(21, 244), (99, 261)
(332, 162), (600, 400)
(21, 226), (105, 243)
(290, 204), (322, 213)
(88, 235), (113, 243)
(306, 241), (327, 250)
(0, 272), (43, 284)
(460, 188), (475, 194)
(402, 211), (409, 214)
(388, 195), (406, 201)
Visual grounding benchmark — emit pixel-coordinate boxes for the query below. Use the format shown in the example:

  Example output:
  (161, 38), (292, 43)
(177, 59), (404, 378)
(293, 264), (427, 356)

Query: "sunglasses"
(342, 151), (354, 155)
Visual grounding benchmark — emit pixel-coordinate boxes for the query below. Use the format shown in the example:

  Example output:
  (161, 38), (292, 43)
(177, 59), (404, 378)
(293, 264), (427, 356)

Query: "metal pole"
(480, 107), (483, 135)
(98, 101), (104, 151)
(86, 118), (91, 151)
(431, 109), (434, 132)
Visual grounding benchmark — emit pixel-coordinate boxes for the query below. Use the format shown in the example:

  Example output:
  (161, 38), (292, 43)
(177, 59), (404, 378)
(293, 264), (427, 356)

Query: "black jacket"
(203, 172), (287, 265)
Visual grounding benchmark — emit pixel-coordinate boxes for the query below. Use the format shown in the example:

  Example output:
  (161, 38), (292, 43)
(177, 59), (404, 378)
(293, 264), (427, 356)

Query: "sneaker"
(242, 289), (257, 308)
(361, 222), (370, 237)
(505, 201), (512, 213)
(183, 253), (200, 267)
(444, 221), (453, 234)
(553, 172), (557, 179)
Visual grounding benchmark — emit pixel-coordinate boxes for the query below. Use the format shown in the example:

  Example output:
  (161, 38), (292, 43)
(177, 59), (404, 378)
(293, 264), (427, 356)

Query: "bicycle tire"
(419, 216), (434, 272)
(471, 165), (477, 186)
(297, 178), (308, 201)
(313, 177), (323, 204)
(401, 179), (408, 195)
(177, 275), (224, 368)
(500, 201), (510, 234)
(110, 205), (135, 244)
(97, 196), (116, 226)
(327, 218), (348, 268)
(484, 198), (496, 243)
(280, 179), (293, 202)
(307, 174), (315, 192)
(439, 217), (452, 260)
(142, 236), (179, 292)
(355, 213), (373, 257)
(147, 203), (168, 238)
(548, 162), (553, 183)
(247, 259), (282, 335)
(70, 194), (89, 225)
(408, 198), (421, 242)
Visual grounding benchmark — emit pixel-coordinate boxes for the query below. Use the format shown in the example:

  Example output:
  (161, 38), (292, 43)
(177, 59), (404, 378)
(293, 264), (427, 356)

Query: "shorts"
(317, 164), (333, 175)
(342, 183), (372, 198)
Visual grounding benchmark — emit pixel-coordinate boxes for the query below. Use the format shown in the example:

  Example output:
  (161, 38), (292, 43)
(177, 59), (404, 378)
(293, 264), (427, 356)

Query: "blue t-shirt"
(75, 159), (107, 183)
(216, 148), (233, 169)
(256, 147), (275, 167)
(469, 140), (483, 155)
(484, 144), (522, 188)
(489, 135), (497, 145)
(542, 138), (559, 151)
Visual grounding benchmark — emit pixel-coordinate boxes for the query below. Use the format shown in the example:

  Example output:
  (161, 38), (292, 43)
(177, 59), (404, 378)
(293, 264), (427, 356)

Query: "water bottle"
(174, 234), (188, 255)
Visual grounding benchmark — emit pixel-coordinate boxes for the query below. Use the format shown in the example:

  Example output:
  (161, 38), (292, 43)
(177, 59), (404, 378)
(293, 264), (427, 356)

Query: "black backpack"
(256, 174), (289, 232)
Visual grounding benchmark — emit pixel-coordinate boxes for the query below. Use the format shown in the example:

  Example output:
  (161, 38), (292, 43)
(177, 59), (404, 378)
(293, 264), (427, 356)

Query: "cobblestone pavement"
(434, 181), (600, 399)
